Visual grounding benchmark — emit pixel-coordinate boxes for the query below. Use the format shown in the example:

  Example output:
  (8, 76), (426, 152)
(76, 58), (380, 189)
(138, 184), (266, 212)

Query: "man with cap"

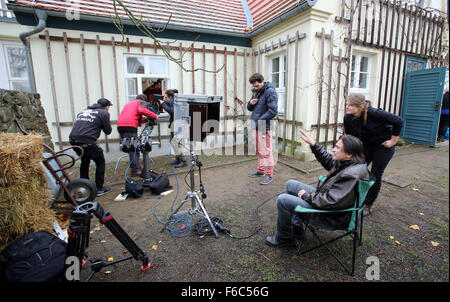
(69, 98), (113, 196)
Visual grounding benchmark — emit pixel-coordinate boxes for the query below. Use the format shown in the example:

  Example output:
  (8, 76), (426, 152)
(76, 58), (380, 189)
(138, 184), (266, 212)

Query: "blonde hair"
(347, 93), (371, 125)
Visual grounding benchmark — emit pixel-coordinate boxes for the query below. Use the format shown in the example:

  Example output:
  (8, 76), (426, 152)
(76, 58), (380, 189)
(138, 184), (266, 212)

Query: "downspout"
(241, 0), (253, 31)
(19, 9), (47, 93)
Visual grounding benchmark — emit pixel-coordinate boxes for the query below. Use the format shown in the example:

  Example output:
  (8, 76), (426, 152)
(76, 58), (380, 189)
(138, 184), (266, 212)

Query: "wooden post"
(388, 3), (400, 113)
(243, 48), (248, 116)
(224, 47), (228, 144)
(63, 32), (76, 124)
(415, 7), (423, 54)
(202, 45), (206, 95)
(179, 43), (184, 93)
(316, 28), (325, 144)
(290, 31), (300, 156)
(45, 31), (63, 150)
(282, 34), (289, 154)
(324, 30), (334, 148)
(370, 0), (376, 46)
(383, 2), (395, 111)
(191, 43), (195, 94)
(377, 1), (390, 108)
(213, 46), (217, 95)
(96, 35), (108, 152)
(344, 0), (354, 98)
(333, 48), (343, 146)
(140, 38), (144, 53)
(356, 0), (362, 42)
(80, 34), (90, 107)
(376, 0), (383, 46)
(363, 0), (369, 45)
(111, 37), (121, 118)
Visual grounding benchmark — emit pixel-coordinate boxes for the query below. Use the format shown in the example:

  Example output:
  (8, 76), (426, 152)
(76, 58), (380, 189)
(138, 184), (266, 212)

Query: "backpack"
(148, 172), (171, 195)
(0, 231), (67, 282)
(124, 178), (145, 198)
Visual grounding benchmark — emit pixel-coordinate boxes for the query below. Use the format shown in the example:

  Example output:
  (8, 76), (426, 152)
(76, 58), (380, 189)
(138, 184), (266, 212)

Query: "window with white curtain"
(270, 54), (286, 114)
(0, 42), (30, 92)
(124, 55), (168, 102)
(350, 53), (371, 98)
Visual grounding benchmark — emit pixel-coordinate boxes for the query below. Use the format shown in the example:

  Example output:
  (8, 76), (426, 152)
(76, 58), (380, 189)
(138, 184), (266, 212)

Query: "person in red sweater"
(118, 94), (158, 176)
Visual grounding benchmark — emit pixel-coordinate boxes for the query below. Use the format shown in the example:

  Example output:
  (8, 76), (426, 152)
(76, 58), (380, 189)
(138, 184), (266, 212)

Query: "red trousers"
(253, 129), (274, 177)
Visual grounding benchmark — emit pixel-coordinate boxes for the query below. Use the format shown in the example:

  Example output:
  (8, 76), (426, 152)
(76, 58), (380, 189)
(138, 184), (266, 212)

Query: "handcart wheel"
(64, 179), (97, 205)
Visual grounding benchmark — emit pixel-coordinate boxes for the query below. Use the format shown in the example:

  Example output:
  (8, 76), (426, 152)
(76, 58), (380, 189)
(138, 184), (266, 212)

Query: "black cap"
(97, 98), (112, 107)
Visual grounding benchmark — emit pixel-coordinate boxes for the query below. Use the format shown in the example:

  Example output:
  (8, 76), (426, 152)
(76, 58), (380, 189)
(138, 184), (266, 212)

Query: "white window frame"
(124, 54), (169, 102)
(349, 52), (372, 99)
(269, 54), (286, 114)
(0, 41), (29, 92)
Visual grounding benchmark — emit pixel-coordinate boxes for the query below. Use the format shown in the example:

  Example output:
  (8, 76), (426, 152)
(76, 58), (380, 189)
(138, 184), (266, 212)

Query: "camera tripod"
(161, 140), (219, 238)
(65, 202), (150, 282)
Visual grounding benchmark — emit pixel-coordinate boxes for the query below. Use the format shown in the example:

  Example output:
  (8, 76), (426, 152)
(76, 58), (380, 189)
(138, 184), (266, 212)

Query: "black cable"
(217, 180), (318, 240)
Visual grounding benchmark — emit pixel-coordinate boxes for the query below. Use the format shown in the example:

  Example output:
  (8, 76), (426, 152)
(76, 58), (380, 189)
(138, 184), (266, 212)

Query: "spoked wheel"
(64, 178), (97, 205)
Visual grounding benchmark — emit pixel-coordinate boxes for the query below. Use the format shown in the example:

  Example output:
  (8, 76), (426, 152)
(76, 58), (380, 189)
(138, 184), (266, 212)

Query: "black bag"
(148, 172), (171, 195)
(0, 231), (67, 282)
(124, 178), (145, 198)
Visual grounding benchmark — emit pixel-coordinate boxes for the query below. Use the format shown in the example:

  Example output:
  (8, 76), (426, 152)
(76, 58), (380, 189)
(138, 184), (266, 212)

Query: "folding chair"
(294, 175), (375, 276)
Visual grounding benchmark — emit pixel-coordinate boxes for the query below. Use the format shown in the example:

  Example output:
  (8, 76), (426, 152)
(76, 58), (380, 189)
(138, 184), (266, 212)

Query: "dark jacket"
(69, 104), (112, 144)
(441, 92), (449, 115)
(301, 143), (370, 229)
(343, 107), (404, 146)
(247, 82), (278, 130)
(161, 97), (174, 127)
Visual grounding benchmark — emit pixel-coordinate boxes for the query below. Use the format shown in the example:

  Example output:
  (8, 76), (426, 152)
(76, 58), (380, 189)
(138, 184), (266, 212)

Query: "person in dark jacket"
(69, 98), (113, 196)
(247, 73), (278, 185)
(266, 129), (370, 247)
(437, 88), (449, 142)
(158, 89), (186, 168)
(117, 94), (158, 176)
(343, 93), (404, 216)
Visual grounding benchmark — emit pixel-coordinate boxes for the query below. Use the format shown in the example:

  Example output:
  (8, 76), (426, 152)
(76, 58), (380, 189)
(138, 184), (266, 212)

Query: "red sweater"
(117, 100), (158, 128)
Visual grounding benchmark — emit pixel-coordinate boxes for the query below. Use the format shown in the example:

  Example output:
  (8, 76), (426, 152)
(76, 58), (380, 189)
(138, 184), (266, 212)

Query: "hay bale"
(0, 133), (55, 251)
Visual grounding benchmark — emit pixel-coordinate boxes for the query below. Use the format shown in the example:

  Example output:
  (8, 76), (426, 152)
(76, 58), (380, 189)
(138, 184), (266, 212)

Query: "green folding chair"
(294, 175), (375, 275)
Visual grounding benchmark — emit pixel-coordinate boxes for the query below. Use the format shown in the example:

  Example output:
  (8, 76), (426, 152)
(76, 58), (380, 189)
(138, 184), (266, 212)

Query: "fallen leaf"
(105, 271), (112, 274)
(431, 241), (440, 247)
(395, 241), (401, 245)
(412, 188), (419, 191)
(152, 245), (158, 250)
(409, 225), (420, 230)
(107, 257), (114, 262)
(123, 250), (128, 254)
(101, 240), (106, 243)
(419, 213), (424, 216)
(389, 236), (395, 240)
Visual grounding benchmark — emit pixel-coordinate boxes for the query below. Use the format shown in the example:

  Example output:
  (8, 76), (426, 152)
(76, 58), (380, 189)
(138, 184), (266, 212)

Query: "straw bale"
(0, 133), (55, 251)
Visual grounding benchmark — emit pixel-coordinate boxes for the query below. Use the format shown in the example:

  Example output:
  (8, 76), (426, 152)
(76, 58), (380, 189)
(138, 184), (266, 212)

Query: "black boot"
(292, 224), (305, 241)
(174, 156), (187, 168)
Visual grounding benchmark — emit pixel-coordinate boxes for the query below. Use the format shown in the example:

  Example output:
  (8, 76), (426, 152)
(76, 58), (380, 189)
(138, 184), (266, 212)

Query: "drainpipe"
(19, 9), (47, 93)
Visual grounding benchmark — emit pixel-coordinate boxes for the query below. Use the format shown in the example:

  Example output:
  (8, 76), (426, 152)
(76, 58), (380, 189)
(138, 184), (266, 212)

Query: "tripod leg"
(194, 195), (219, 238)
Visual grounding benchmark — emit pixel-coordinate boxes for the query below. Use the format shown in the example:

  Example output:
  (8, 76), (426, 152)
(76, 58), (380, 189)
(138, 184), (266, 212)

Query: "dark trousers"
(71, 143), (105, 190)
(118, 127), (141, 172)
(437, 114), (449, 140)
(363, 144), (396, 207)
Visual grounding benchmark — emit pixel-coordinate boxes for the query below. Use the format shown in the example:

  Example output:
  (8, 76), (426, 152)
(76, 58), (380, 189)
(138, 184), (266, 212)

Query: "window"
(124, 55), (168, 102)
(0, 42), (30, 92)
(270, 54), (286, 114)
(350, 53), (371, 98)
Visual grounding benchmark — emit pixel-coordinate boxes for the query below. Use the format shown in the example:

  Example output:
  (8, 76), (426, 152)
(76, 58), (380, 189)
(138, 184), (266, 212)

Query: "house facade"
(1, 0), (448, 159)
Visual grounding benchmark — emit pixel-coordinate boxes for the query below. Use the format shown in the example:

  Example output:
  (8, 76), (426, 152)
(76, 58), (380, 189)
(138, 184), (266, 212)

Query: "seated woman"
(266, 129), (370, 248)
